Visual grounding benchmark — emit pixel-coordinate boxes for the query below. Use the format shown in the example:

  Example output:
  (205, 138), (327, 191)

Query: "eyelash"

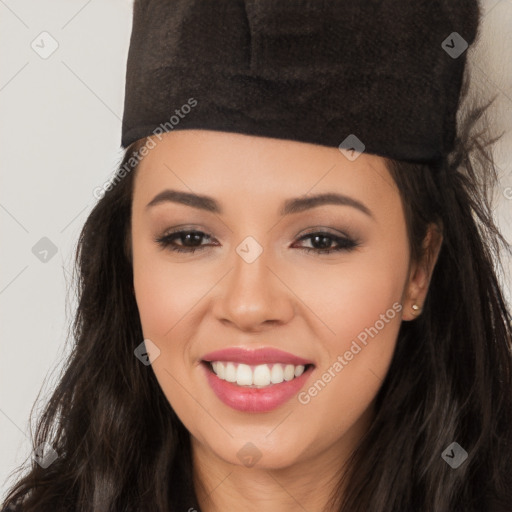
(154, 229), (359, 255)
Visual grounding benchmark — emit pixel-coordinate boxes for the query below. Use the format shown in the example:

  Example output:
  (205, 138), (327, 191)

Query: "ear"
(402, 223), (443, 321)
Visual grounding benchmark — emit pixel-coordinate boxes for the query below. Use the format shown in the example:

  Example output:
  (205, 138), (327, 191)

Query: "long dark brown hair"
(2, 71), (512, 511)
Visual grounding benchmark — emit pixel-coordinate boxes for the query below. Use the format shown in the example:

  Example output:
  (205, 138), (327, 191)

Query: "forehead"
(132, 129), (398, 213)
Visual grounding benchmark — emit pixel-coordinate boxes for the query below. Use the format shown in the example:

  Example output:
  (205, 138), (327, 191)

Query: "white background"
(1, 0), (511, 500)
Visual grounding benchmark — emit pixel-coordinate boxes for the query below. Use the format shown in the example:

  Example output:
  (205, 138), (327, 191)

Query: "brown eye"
(154, 229), (359, 255)
(155, 230), (215, 253)
(293, 232), (359, 254)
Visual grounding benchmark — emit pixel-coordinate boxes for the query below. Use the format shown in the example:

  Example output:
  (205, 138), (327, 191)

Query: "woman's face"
(131, 129), (425, 471)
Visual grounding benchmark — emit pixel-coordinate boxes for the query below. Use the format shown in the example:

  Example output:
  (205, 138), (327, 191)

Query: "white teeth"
(236, 364), (253, 385)
(270, 364), (284, 384)
(294, 365), (305, 377)
(215, 361), (225, 379)
(253, 364), (271, 386)
(209, 361), (308, 387)
(225, 362), (237, 382)
(283, 364), (295, 381)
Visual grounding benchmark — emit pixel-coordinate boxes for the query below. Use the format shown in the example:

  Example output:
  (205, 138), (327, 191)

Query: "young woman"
(2, 1), (511, 511)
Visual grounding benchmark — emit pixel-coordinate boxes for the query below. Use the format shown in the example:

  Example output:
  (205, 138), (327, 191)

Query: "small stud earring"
(412, 304), (421, 313)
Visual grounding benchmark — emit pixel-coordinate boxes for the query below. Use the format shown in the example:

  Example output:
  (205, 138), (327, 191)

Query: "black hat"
(121, 0), (480, 164)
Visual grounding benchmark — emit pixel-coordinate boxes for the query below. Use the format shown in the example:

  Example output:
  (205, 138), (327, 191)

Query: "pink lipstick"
(200, 347), (315, 412)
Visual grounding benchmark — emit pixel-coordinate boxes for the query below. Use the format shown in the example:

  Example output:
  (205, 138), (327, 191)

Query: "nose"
(212, 246), (295, 332)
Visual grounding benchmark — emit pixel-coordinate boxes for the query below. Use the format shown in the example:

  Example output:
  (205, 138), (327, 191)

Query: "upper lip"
(201, 347), (314, 366)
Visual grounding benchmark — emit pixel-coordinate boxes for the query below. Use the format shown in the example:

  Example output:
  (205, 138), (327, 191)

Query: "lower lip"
(201, 362), (314, 413)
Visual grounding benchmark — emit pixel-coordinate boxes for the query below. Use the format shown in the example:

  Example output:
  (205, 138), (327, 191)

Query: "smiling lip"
(201, 347), (314, 366)
(200, 347), (315, 412)
(201, 362), (314, 412)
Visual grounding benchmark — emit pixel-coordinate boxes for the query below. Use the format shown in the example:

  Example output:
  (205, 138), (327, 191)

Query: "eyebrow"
(146, 189), (373, 218)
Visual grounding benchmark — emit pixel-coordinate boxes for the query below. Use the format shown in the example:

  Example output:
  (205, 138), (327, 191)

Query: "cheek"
(132, 239), (205, 342)
(292, 241), (408, 354)
(292, 237), (408, 418)
(134, 262), (184, 337)
(132, 244), (203, 417)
